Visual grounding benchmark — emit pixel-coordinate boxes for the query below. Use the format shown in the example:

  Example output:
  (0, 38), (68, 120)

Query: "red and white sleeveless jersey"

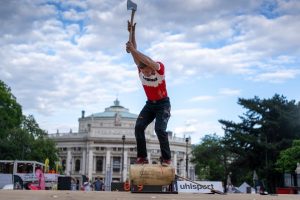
(138, 62), (168, 101)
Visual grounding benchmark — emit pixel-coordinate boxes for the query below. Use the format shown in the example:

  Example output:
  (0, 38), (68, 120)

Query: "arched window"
(75, 159), (80, 172)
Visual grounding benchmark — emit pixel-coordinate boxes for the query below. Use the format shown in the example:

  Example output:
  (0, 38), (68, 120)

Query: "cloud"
(172, 108), (217, 117)
(173, 120), (223, 143)
(219, 88), (241, 96)
(277, 0), (300, 15)
(189, 95), (215, 102)
(250, 69), (300, 83)
(145, 3), (300, 84)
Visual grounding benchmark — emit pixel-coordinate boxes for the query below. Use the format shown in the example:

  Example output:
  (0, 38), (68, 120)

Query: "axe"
(127, 0), (137, 52)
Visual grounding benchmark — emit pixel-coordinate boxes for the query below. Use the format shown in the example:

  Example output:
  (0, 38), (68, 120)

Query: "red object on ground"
(276, 187), (297, 194)
(28, 183), (40, 190)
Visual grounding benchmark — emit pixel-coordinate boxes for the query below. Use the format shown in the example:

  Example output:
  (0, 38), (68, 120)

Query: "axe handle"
(126, 10), (135, 53)
(129, 10), (136, 43)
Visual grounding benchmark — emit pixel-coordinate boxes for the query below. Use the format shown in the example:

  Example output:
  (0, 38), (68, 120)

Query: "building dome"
(87, 99), (138, 119)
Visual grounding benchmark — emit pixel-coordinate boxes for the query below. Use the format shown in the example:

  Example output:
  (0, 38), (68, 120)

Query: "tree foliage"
(275, 140), (300, 173)
(218, 94), (300, 192)
(192, 134), (231, 181)
(0, 80), (58, 167)
(0, 80), (22, 137)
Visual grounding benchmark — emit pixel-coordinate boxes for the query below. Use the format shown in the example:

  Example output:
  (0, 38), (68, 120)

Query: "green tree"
(192, 134), (230, 182)
(275, 140), (300, 173)
(219, 94), (300, 192)
(20, 115), (59, 167)
(5, 128), (33, 160)
(0, 80), (23, 158)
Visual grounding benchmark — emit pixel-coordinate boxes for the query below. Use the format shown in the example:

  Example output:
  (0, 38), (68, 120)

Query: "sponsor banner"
(15, 173), (59, 182)
(177, 181), (223, 193)
(44, 173), (59, 182)
(15, 173), (37, 182)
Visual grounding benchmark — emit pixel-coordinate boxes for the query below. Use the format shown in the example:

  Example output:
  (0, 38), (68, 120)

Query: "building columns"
(183, 154), (187, 177)
(123, 150), (128, 181)
(148, 151), (151, 163)
(106, 149), (111, 169)
(66, 149), (72, 175)
(81, 149), (86, 175)
(88, 149), (93, 179)
(104, 149), (111, 191)
(173, 151), (177, 173)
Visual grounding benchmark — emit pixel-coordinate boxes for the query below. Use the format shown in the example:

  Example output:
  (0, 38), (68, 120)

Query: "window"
(0, 162), (13, 174)
(177, 162), (181, 174)
(112, 157), (121, 172)
(62, 159), (66, 171)
(129, 148), (136, 152)
(17, 163), (33, 173)
(130, 157), (136, 165)
(96, 157), (103, 172)
(75, 159), (80, 172)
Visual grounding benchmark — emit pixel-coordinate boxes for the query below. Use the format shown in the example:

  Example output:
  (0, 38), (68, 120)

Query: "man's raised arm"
(126, 22), (159, 71)
(126, 43), (159, 71)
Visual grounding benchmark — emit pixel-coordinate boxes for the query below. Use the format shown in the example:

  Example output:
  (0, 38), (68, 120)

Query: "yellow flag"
(45, 158), (49, 173)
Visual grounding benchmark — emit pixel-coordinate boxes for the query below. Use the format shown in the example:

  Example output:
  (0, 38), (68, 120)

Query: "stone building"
(49, 99), (193, 188)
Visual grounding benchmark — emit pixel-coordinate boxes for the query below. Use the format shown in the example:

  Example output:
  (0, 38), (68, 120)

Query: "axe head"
(127, 0), (137, 11)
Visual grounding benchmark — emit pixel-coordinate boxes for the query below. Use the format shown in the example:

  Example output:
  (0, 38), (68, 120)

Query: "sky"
(1, 0), (300, 144)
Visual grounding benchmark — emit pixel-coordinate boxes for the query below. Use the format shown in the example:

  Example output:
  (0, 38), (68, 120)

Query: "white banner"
(15, 173), (59, 182)
(177, 181), (223, 193)
(15, 173), (37, 182)
(44, 173), (59, 182)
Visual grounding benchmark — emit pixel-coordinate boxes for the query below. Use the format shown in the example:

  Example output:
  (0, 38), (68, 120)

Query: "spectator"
(93, 177), (104, 191)
(83, 177), (91, 191)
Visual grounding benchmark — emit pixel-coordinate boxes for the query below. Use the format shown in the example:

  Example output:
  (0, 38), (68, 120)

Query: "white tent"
(237, 182), (255, 193)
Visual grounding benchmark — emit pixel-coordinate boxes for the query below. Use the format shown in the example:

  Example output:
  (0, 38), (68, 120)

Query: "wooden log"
(129, 164), (175, 186)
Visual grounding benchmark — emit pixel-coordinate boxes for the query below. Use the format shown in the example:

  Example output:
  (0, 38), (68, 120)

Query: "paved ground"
(0, 190), (299, 200)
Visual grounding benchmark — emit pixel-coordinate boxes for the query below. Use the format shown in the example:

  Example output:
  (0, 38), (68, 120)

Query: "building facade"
(49, 99), (194, 188)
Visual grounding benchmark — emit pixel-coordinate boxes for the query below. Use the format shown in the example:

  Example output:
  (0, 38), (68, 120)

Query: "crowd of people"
(71, 177), (104, 191)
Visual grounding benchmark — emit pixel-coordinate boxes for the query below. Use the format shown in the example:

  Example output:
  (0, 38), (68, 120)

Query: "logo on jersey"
(139, 72), (164, 87)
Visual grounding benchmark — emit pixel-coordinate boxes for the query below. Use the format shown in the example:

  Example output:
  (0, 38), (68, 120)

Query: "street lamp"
(185, 137), (189, 178)
(121, 135), (126, 182)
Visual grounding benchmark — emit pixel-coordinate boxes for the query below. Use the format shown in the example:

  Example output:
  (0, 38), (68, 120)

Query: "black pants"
(135, 97), (171, 160)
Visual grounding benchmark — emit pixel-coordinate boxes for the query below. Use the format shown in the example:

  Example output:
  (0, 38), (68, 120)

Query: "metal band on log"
(129, 164), (175, 185)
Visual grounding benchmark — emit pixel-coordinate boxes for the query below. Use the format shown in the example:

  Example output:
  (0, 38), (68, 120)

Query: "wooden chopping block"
(129, 164), (175, 186)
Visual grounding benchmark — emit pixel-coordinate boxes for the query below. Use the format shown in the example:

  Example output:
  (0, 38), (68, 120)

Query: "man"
(93, 177), (104, 191)
(126, 21), (171, 166)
